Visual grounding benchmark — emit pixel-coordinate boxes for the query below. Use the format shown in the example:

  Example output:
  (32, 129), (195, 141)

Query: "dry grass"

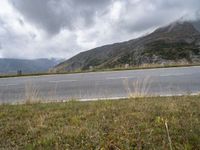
(124, 77), (152, 98)
(138, 61), (190, 69)
(0, 96), (200, 149)
(24, 82), (41, 104)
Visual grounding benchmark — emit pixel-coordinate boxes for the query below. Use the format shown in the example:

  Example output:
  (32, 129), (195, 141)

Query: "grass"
(124, 76), (152, 98)
(0, 96), (200, 149)
(0, 63), (200, 79)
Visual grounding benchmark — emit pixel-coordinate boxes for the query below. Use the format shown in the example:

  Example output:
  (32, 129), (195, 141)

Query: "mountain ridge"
(54, 21), (200, 72)
(0, 58), (63, 74)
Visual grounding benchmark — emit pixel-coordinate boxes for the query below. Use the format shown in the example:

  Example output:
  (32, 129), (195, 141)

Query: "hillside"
(54, 21), (200, 72)
(0, 58), (62, 74)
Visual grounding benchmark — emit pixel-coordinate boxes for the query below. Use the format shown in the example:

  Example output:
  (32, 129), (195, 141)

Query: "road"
(0, 66), (200, 103)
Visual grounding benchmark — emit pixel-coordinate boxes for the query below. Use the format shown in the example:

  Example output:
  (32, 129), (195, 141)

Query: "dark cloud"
(10, 0), (112, 35)
(8, 0), (200, 35)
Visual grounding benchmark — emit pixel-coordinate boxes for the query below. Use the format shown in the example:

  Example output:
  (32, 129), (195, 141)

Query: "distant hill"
(0, 58), (63, 74)
(54, 21), (200, 72)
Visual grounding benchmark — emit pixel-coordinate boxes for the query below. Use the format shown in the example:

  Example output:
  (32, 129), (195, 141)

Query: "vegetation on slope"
(54, 21), (200, 72)
(0, 96), (200, 149)
(144, 40), (200, 61)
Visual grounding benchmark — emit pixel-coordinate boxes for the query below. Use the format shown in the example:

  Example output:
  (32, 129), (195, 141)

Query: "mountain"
(0, 58), (63, 74)
(54, 21), (200, 72)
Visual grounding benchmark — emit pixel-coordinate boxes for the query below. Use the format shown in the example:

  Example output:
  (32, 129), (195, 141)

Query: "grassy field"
(0, 96), (200, 149)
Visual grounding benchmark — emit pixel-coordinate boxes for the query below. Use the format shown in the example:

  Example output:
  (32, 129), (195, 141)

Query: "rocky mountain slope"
(54, 21), (200, 72)
(0, 58), (62, 74)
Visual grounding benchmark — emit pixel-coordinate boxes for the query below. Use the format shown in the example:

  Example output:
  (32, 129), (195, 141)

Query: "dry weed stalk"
(165, 120), (173, 150)
(25, 82), (40, 104)
(124, 76), (152, 98)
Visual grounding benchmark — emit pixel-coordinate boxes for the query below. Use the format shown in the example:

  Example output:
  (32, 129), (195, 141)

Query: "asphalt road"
(0, 66), (200, 103)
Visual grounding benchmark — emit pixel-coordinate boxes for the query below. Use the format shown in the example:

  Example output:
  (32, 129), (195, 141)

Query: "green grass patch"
(0, 96), (200, 149)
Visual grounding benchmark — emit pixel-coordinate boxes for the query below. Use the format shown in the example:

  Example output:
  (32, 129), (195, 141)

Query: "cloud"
(9, 0), (112, 35)
(0, 0), (199, 59)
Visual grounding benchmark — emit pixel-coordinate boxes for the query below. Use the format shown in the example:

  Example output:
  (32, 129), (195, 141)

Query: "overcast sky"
(0, 0), (200, 59)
